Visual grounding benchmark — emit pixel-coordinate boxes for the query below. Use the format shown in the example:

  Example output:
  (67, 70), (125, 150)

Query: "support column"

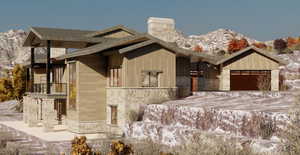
(221, 69), (230, 91)
(46, 40), (51, 94)
(30, 48), (35, 92)
(271, 70), (279, 91)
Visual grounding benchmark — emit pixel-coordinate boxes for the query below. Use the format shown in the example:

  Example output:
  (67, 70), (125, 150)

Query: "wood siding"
(123, 44), (176, 88)
(33, 68), (46, 84)
(77, 54), (107, 121)
(176, 57), (190, 76)
(223, 51), (279, 70)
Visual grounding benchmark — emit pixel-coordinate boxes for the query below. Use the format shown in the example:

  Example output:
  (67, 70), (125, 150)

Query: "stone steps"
(0, 124), (56, 154)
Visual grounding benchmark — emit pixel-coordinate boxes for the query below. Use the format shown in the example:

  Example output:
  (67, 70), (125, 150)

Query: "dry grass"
(280, 91), (300, 155)
(176, 134), (261, 155)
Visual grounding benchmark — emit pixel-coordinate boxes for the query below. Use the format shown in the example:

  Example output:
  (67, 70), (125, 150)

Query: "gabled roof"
(56, 33), (216, 63)
(23, 27), (101, 47)
(56, 34), (149, 60)
(23, 25), (140, 47)
(215, 46), (288, 65)
(84, 25), (140, 37)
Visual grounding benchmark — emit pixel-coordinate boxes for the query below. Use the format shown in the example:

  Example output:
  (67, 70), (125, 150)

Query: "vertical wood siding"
(123, 45), (176, 88)
(223, 51), (279, 70)
(77, 54), (107, 121)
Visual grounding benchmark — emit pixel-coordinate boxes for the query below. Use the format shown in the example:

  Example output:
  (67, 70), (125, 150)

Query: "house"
(22, 24), (213, 134)
(147, 17), (287, 92)
(191, 46), (287, 91)
(22, 17), (286, 135)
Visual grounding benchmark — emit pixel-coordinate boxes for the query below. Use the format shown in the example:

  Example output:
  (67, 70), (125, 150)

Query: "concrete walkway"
(0, 121), (106, 142)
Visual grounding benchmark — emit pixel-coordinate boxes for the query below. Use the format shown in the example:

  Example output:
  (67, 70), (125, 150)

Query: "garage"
(230, 70), (271, 91)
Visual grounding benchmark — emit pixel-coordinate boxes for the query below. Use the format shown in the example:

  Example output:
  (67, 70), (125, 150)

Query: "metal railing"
(27, 83), (67, 95)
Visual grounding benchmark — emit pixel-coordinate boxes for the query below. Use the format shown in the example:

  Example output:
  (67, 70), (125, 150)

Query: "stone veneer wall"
(106, 88), (177, 131)
(23, 95), (64, 131)
(66, 120), (107, 134)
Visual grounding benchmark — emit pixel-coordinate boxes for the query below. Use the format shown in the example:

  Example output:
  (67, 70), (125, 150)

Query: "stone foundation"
(106, 87), (177, 130)
(67, 120), (107, 134)
(23, 95), (65, 131)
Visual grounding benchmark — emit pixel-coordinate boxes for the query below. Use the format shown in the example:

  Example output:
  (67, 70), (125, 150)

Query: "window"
(141, 71), (161, 87)
(111, 106), (118, 125)
(68, 62), (77, 110)
(108, 67), (122, 87)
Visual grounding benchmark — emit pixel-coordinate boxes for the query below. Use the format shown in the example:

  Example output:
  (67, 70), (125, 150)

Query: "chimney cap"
(147, 17), (175, 25)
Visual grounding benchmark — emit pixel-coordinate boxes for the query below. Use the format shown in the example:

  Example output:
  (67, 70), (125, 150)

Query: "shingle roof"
(31, 27), (98, 41)
(23, 26), (134, 47)
(56, 33), (216, 64)
(84, 25), (140, 37)
(56, 34), (149, 60)
(215, 46), (288, 65)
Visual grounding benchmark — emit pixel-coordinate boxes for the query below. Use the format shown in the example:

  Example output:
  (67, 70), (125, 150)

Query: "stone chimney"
(147, 17), (176, 42)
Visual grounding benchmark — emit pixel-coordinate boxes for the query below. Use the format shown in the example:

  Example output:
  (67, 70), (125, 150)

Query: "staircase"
(0, 124), (55, 154)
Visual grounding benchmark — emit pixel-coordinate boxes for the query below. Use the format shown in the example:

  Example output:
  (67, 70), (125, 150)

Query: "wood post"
(30, 48), (35, 92)
(46, 40), (51, 94)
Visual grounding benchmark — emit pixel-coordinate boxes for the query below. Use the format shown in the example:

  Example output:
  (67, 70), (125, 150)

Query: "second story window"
(141, 70), (162, 87)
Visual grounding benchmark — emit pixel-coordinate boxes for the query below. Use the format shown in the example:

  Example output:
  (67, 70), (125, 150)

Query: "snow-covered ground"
(125, 91), (296, 153)
(0, 100), (22, 121)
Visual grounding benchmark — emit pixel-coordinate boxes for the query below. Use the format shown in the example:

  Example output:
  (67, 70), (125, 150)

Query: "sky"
(0, 0), (299, 41)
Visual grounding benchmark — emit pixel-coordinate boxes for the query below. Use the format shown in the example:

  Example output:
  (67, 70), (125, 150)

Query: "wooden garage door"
(230, 70), (271, 91)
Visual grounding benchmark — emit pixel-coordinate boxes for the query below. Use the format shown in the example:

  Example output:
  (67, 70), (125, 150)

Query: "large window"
(108, 67), (122, 87)
(68, 62), (77, 110)
(141, 71), (161, 87)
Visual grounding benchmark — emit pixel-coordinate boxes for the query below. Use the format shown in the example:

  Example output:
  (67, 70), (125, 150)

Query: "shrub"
(193, 45), (203, 53)
(281, 91), (300, 155)
(287, 37), (299, 48)
(274, 39), (287, 52)
(216, 50), (226, 56)
(228, 38), (249, 54)
(108, 140), (133, 155)
(257, 74), (271, 91)
(252, 42), (267, 49)
(178, 134), (259, 155)
(0, 78), (13, 102)
(11, 64), (26, 101)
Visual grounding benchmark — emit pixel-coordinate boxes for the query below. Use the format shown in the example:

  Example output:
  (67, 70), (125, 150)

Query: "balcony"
(26, 83), (67, 96)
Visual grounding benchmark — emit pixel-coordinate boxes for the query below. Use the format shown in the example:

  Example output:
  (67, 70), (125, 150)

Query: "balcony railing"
(27, 83), (67, 95)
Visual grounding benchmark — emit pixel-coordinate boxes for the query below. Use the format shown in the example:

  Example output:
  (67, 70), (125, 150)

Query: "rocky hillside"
(174, 28), (258, 55)
(0, 30), (44, 66)
(0, 30), (67, 77)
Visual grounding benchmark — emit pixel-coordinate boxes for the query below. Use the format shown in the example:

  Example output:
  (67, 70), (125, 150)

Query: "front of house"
(22, 24), (210, 134)
(22, 17), (286, 135)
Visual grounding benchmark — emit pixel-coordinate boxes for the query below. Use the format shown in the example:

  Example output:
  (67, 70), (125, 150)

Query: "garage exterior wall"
(220, 51), (280, 91)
